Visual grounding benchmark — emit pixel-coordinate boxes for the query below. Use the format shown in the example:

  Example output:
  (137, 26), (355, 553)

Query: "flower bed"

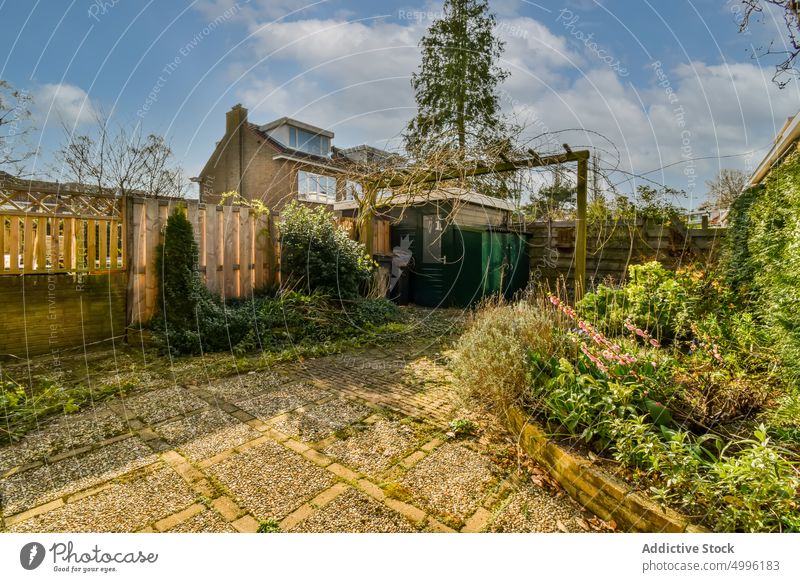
(451, 263), (800, 532)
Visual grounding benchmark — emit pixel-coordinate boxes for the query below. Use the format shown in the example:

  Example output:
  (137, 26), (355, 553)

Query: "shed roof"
(332, 187), (519, 212)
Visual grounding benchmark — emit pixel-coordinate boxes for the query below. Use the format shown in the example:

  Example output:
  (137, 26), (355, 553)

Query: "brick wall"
(0, 272), (127, 359)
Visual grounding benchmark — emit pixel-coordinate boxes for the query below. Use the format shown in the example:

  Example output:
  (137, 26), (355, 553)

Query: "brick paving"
(0, 334), (594, 533)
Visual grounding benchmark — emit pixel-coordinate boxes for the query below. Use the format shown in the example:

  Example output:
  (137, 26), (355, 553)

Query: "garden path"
(0, 336), (595, 533)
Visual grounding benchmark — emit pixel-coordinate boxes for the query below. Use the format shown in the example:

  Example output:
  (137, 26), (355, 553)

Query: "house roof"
(332, 187), (519, 212)
(257, 116), (334, 138)
(748, 111), (800, 187)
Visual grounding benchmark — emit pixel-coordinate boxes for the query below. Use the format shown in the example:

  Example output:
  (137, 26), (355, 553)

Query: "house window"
(422, 215), (443, 264)
(298, 170), (337, 202)
(289, 126), (330, 156)
(345, 180), (362, 201)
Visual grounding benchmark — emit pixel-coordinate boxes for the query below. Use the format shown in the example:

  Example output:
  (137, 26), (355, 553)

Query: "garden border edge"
(503, 404), (707, 533)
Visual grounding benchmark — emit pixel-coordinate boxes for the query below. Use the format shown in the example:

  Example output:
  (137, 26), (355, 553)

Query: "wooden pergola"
(358, 147), (591, 299)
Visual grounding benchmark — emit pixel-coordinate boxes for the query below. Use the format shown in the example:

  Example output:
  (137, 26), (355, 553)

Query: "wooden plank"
(110, 220), (119, 269)
(144, 198), (160, 321)
(130, 200), (146, 325)
(77, 219), (87, 271)
(36, 217), (47, 271)
(8, 217), (19, 273)
(239, 209), (253, 296)
(50, 217), (60, 270)
(86, 219), (97, 271)
(63, 218), (74, 270)
(0, 216), (5, 272)
(253, 213), (266, 289)
(98, 219), (108, 270)
(205, 207), (218, 294)
(23, 216), (34, 273)
(223, 206), (237, 298)
(198, 207), (207, 274)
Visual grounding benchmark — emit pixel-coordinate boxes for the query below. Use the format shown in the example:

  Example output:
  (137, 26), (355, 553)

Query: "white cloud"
(33, 83), (98, 127)
(198, 6), (798, 205)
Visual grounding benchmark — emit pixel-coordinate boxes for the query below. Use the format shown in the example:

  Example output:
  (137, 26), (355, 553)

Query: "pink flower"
(649, 338), (660, 348)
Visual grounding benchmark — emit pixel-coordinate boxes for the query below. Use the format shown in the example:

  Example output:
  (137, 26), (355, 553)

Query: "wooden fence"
(528, 218), (727, 291)
(336, 216), (392, 256)
(0, 187), (124, 274)
(126, 197), (277, 325)
(0, 182), (395, 355)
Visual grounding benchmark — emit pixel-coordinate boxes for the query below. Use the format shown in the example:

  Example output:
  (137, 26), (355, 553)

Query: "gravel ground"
(289, 488), (417, 533)
(9, 467), (196, 533)
(154, 408), (240, 447)
(207, 439), (335, 521)
(177, 423), (260, 462)
(323, 420), (419, 477)
(269, 398), (372, 442)
(167, 509), (237, 533)
(487, 482), (587, 533)
(114, 387), (208, 424)
(401, 443), (494, 522)
(237, 382), (326, 422)
(0, 405), (129, 475)
(1, 437), (157, 516)
(201, 371), (287, 403)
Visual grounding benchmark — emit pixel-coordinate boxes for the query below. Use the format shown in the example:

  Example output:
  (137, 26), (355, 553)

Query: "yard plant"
(452, 263), (800, 532)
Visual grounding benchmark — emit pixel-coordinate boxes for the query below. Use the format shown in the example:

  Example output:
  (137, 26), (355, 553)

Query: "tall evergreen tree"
(405, 0), (510, 156)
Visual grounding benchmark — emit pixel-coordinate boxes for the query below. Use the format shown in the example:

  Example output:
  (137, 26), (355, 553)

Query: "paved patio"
(0, 340), (595, 533)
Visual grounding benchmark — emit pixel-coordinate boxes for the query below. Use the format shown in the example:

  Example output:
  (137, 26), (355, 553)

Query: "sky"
(1, 0), (798, 209)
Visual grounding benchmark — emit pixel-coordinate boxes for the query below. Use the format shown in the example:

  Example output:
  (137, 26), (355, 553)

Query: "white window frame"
(298, 170), (337, 202)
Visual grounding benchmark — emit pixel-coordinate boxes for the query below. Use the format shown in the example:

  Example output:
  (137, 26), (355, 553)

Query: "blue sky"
(1, 0), (798, 207)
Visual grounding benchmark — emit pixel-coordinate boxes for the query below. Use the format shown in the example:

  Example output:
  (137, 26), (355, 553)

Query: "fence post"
(575, 156), (588, 300)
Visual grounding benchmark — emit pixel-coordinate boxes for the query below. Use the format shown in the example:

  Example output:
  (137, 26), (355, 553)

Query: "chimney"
(226, 103), (248, 135)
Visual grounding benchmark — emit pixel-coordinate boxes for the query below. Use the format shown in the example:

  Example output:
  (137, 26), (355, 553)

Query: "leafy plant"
(279, 202), (375, 299)
(257, 519), (280, 533)
(448, 418), (477, 438)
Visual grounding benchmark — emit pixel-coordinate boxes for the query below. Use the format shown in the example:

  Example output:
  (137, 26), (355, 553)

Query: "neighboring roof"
(332, 187), (519, 212)
(748, 111), (800, 187)
(257, 116), (334, 138)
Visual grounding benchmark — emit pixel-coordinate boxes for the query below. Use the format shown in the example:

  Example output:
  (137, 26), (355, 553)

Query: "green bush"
(279, 202), (375, 299)
(724, 148), (800, 380)
(452, 286), (799, 531)
(151, 208), (255, 355)
(578, 262), (724, 342)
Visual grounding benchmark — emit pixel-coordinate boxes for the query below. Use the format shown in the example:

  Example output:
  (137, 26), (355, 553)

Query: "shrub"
(151, 208), (255, 355)
(724, 147), (800, 380)
(450, 300), (569, 408)
(279, 202), (375, 299)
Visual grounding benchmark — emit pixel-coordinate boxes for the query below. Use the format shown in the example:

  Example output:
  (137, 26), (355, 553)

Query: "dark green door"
(444, 226), (484, 307)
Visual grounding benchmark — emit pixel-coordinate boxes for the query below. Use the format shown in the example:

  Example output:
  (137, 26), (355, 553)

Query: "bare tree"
(701, 168), (748, 211)
(739, 0), (800, 87)
(0, 80), (34, 176)
(54, 114), (186, 198)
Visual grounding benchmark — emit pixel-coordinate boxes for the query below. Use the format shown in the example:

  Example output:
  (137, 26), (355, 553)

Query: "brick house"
(196, 104), (390, 209)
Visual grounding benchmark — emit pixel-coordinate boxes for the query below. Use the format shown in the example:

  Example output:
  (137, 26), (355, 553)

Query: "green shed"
(335, 190), (529, 307)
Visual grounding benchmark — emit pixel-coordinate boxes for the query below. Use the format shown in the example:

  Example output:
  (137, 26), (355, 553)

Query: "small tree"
(279, 202), (374, 299)
(0, 80), (33, 175)
(701, 168), (748, 212)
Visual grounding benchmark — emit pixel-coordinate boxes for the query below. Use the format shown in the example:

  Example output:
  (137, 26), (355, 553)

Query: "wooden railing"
(1, 187), (124, 274)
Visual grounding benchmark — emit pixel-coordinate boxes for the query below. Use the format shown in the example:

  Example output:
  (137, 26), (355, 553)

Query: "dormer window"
(289, 126), (330, 156)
